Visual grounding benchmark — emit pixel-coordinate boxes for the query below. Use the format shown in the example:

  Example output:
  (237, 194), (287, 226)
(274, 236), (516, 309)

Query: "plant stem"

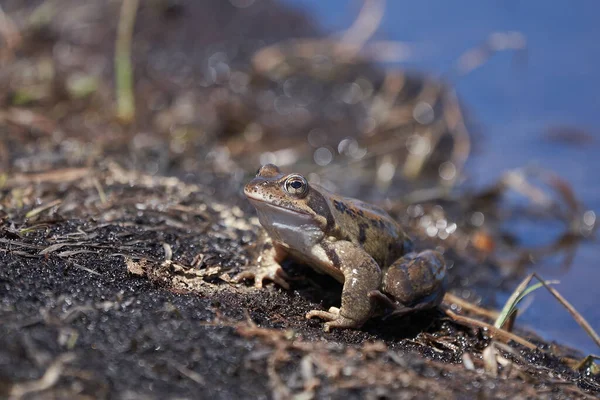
(115, 0), (139, 124)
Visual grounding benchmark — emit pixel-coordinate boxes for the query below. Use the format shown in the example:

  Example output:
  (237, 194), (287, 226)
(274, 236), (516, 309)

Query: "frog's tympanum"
(235, 164), (447, 331)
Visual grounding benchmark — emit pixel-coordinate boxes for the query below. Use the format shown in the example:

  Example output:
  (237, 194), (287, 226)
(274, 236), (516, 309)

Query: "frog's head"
(244, 164), (332, 234)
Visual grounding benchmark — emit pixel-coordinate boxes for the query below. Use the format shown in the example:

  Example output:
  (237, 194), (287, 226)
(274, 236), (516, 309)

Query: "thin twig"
(443, 293), (500, 320)
(446, 31), (527, 80)
(9, 353), (76, 399)
(337, 0), (385, 59)
(531, 272), (600, 350)
(445, 309), (538, 350)
(25, 199), (62, 219)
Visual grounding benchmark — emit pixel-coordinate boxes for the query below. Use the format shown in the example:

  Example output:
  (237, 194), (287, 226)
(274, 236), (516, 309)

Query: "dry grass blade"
(57, 250), (96, 257)
(449, 31), (527, 79)
(70, 263), (101, 276)
(169, 361), (206, 386)
(5, 168), (90, 188)
(0, 238), (44, 251)
(25, 199), (62, 219)
(9, 353), (76, 399)
(39, 242), (76, 255)
(337, 0), (385, 58)
(18, 224), (50, 234)
(92, 177), (107, 204)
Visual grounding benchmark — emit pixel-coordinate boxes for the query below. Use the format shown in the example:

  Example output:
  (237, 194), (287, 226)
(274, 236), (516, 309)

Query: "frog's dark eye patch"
(284, 174), (308, 197)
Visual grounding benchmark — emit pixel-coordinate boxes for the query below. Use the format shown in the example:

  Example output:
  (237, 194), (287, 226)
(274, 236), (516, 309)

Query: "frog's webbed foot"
(232, 242), (290, 289)
(233, 264), (290, 289)
(306, 307), (362, 332)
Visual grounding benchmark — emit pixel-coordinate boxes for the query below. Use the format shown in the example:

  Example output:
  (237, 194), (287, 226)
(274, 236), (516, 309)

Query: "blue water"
(283, 0), (600, 354)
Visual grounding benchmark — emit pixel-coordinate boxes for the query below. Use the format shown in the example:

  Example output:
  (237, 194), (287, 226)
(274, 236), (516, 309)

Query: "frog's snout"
(243, 182), (255, 196)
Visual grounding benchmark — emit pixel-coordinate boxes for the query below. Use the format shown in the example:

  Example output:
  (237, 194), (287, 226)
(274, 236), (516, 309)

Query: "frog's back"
(315, 185), (409, 266)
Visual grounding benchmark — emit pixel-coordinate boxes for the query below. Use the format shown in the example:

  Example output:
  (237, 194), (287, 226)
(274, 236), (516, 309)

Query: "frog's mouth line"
(246, 196), (312, 216)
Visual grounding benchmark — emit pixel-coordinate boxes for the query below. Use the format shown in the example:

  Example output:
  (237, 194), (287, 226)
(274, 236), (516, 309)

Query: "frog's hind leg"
(380, 249), (447, 316)
(306, 241), (382, 331)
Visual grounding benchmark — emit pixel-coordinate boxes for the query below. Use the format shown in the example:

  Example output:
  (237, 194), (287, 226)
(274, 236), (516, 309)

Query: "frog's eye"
(284, 175), (308, 197)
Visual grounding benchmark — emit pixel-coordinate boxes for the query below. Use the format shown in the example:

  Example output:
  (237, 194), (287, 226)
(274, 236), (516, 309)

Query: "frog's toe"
(232, 270), (256, 284)
(268, 269), (291, 290)
(306, 309), (338, 325)
(232, 266), (290, 290)
(306, 308), (361, 331)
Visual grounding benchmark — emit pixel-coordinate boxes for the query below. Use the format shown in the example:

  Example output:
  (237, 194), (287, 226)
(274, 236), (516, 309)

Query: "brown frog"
(235, 164), (447, 331)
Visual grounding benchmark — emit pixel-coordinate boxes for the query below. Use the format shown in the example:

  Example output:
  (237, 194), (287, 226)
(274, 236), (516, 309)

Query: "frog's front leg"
(233, 240), (290, 289)
(377, 249), (447, 317)
(306, 241), (382, 332)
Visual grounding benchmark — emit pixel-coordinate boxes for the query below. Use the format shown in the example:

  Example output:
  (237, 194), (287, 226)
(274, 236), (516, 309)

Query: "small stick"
(445, 308), (538, 350)
(531, 272), (600, 349)
(443, 293), (500, 320)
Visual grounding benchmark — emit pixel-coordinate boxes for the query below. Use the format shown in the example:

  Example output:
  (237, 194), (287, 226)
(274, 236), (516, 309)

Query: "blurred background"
(0, 0), (598, 354)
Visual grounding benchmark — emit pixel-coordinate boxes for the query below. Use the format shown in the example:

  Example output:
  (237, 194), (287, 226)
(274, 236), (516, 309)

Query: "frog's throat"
(246, 197), (312, 216)
(250, 198), (323, 250)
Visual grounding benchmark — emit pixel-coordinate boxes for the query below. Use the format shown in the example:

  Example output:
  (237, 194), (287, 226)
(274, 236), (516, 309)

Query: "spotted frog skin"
(235, 164), (447, 331)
